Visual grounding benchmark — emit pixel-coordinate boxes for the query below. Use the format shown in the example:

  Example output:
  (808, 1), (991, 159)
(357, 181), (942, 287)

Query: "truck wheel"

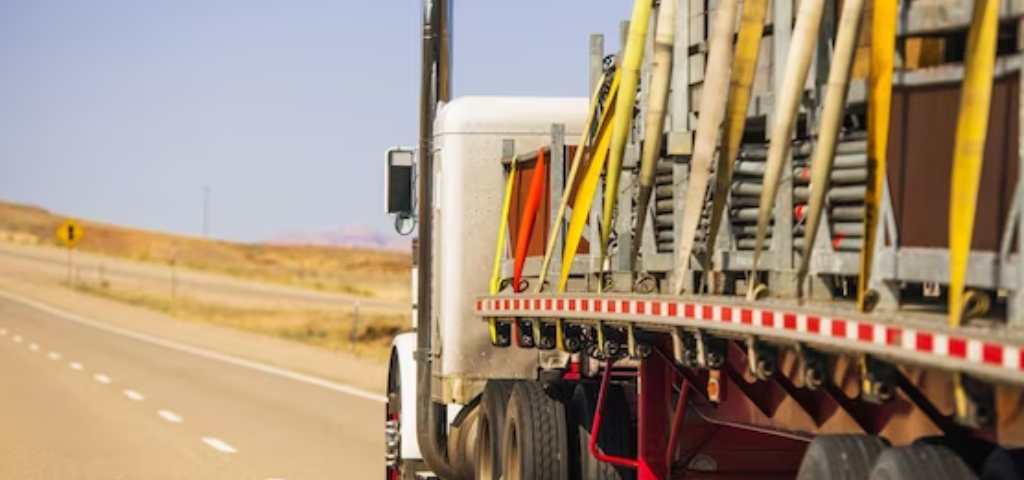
(869, 444), (979, 480)
(476, 380), (516, 480)
(502, 381), (570, 480)
(568, 382), (636, 480)
(912, 435), (997, 474)
(796, 434), (889, 480)
(385, 351), (418, 480)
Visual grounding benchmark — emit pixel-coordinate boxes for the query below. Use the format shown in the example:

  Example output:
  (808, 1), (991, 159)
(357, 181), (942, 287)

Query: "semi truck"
(382, 0), (1024, 479)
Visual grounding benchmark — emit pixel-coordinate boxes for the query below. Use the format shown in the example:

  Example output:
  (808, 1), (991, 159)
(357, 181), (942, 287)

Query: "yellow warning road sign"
(56, 219), (84, 248)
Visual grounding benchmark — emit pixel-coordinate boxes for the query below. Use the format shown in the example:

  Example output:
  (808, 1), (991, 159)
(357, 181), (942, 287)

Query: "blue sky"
(0, 1), (631, 243)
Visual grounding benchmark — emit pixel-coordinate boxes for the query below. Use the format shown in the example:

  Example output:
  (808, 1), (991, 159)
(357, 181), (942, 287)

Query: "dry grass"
(0, 200), (411, 302)
(69, 281), (408, 360)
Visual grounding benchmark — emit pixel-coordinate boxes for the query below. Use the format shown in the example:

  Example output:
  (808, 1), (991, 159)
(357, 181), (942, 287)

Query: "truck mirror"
(385, 147), (416, 215)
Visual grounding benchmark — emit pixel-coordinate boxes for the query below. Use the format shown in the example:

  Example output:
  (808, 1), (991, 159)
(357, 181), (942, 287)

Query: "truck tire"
(568, 382), (637, 480)
(501, 381), (570, 480)
(476, 380), (516, 480)
(912, 435), (997, 474)
(869, 444), (979, 480)
(796, 434), (889, 480)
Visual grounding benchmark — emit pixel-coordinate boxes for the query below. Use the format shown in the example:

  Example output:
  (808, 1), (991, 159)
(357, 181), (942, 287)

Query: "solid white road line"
(158, 410), (183, 423)
(201, 437), (237, 454)
(123, 389), (144, 401)
(0, 289), (386, 403)
(70, 362), (83, 370)
(48, 352), (62, 360)
(93, 374), (111, 384)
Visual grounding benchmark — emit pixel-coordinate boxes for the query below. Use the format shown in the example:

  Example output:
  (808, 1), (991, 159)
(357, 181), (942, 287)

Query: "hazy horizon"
(0, 1), (632, 243)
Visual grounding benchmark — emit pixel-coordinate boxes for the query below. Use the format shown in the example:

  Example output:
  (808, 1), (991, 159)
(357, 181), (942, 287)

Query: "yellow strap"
(948, 0), (1000, 423)
(601, 0), (654, 260)
(488, 154), (519, 345)
(631, 0), (676, 270)
(559, 70), (622, 293)
(949, 0), (1000, 328)
(490, 154), (519, 294)
(535, 69), (610, 293)
(857, 0), (897, 312)
(703, 0), (768, 291)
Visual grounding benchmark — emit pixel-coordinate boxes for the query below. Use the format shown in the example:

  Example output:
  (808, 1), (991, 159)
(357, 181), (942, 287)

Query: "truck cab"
(383, 95), (590, 479)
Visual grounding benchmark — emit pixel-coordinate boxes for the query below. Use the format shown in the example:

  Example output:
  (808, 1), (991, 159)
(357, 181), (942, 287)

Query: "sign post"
(56, 219), (84, 284)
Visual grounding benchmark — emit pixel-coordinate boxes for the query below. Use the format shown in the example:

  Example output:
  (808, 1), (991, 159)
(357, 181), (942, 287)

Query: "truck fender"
(390, 332), (422, 461)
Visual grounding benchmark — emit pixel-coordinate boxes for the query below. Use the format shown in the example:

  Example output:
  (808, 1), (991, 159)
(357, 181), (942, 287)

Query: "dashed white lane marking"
(93, 374), (111, 384)
(158, 410), (183, 423)
(123, 390), (144, 401)
(13, 335), (22, 343)
(0, 291), (386, 403)
(48, 352), (62, 360)
(201, 437), (236, 454)
(70, 362), (83, 370)
(29, 343), (39, 351)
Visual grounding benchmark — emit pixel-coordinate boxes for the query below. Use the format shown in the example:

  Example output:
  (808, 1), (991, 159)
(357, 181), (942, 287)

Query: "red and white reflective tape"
(475, 297), (1024, 376)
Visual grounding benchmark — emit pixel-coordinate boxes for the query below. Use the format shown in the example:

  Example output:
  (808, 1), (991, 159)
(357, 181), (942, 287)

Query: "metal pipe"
(794, 166), (868, 184)
(590, 359), (640, 469)
(738, 236), (862, 251)
(794, 185), (867, 203)
(414, 1), (461, 478)
(739, 138), (867, 161)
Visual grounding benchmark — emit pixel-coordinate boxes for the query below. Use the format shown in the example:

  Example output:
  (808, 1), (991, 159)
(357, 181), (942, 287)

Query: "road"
(0, 294), (384, 480)
(0, 241), (408, 313)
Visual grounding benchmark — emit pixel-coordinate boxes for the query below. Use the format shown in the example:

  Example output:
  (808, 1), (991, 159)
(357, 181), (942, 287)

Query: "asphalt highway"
(0, 243), (407, 313)
(0, 294), (384, 480)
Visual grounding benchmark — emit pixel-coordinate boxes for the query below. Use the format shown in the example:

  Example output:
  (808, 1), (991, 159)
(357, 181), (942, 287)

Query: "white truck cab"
(383, 95), (589, 479)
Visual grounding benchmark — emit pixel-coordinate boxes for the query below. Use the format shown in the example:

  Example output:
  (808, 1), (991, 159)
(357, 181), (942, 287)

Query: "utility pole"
(202, 186), (211, 238)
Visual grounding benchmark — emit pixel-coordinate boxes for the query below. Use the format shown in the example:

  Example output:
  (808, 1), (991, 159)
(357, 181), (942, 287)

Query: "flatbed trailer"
(383, 1), (1024, 479)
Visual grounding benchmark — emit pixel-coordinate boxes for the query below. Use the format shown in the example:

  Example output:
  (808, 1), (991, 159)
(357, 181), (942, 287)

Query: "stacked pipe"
(653, 159), (676, 252)
(715, 133), (868, 252)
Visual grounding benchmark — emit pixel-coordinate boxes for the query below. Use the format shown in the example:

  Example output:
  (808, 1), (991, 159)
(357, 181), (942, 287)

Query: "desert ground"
(0, 199), (412, 364)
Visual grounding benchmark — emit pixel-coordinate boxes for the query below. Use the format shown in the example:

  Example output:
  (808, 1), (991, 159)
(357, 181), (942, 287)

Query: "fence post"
(350, 300), (361, 353)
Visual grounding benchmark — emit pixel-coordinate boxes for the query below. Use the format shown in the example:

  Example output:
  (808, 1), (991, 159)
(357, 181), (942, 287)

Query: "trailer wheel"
(868, 444), (979, 480)
(796, 434), (889, 480)
(979, 447), (1024, 480)
(912, 435), (997, 474)
(502, 381), (570, 480)
(475, 380), (516, 480)
(568, 382), (636, 480)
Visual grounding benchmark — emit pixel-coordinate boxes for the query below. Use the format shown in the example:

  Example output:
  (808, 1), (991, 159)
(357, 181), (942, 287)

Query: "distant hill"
(0, 199), (411, 300)
(266, 225), (411, 252)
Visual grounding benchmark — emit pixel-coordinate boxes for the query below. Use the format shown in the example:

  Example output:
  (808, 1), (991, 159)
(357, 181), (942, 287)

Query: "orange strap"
(513, 148), (547, 292)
